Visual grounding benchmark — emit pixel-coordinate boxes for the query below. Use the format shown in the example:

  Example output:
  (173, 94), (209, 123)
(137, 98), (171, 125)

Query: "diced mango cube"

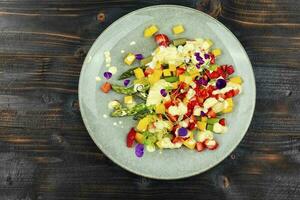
(212, 48), (222, 57)
(201, 117), (208, 122)
(222, 106), (233, 113)
(197, 121), (207, 131)
(172, 25), (185, 35)
(172, 82), (179, 89)
(179, 75), (185, 82)
(137, 116), (151, 132)
(184, 76), (193, 84)
(230, 76), (243, 85)
(124, 96), (133, 104)
(155, 104), (165, 114)
(226, 98), (234, 107)
(163, 69), (171, 77)
(135, 133), (144, 144)
(202, 39), (213, 50)
(134, 68), (145, 79)
(124, 53), (136, 65)
(183, 138), (196, 150)
(144, 25), (159, 37)
(169, 64), (177, 72)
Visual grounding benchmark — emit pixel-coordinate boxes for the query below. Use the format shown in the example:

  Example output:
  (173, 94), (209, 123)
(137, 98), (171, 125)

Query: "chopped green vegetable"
(207, 124), (214, 131)
(172, 38), (187, 46)
(164, 76), (179, 83)
(207, 118), (220, 124)
(140, 56), (153, 66)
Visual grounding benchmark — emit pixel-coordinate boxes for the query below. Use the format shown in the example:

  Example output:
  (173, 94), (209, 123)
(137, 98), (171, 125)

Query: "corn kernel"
(144, 25), (159, 37)
(230, 76), (243, 85)
(124, 53), (136, 65)
(197, 121), (207, 131)
(212, 48), (222, 57)
(172, 25), (185, 35)
(134, 68), (145, 79)
(124, 96), (133, 104)
(163, 69), (171, 77)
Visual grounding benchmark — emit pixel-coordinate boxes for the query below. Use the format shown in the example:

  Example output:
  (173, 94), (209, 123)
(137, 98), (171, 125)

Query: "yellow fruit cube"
(201, 116), (208, 122)
(134, 68), (145, 79)
(184, 76), (193, 84)
(172, 25), (185, 35)
(156, 140), (163, 149)
(222, 106), (233, 113)
(202, 39), (213, 50)
(169, 64), (176, 72)
(197, 121), (207, 131)
(183, 138), (196, 150)
(135, 133), (144, 144)
(172, 82), (179, 89)
(155, 104), (166, 114)
(124, 96), (133, 104)
(124, 53), (136, 65)
(144, 25), (159, 37)
(212, 48), (222, 57)
(179, 75), (186, 82)
(137, 116), (150, 132)
(226, 98), (234, 107)
(230, 76), (243, 85)
(163, 69), (171, 77)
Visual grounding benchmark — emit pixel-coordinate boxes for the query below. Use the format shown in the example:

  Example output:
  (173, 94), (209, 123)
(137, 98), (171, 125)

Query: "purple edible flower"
(103, 72), (112, 79)
(201, 111), (206, 116)
(135, 144), (144, 158)
(123, 79), (130, 87)
(204, 53), (210, 59)
(135, 54), (144, 60)
(196, 63), (201, 69)
(178, 127), (188, 137)
(197, 77), (208, 86)
(160, 89), (167, 97)
(198, 59), (205, 65)
(216, 79), (227, 89)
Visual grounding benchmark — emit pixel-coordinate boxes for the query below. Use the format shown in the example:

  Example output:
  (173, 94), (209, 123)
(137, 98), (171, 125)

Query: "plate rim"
(78, 4), (256, 180)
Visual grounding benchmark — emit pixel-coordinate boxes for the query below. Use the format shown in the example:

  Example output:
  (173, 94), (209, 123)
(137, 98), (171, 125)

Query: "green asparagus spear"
(134, 92), (147, 101)
(118, 66), (147, 80)
(111, 84), (136, 95)
(111, 103), (148, 117)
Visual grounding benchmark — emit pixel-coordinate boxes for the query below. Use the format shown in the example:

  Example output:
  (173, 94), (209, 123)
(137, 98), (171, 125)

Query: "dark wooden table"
(0, 0), (299, 199)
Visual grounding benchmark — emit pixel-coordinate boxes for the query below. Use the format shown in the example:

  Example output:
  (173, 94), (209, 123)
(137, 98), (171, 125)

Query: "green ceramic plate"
(79, 5), (256, 179)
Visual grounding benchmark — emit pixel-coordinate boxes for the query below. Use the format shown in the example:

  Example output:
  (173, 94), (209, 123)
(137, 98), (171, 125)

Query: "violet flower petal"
(135, 144), (144, 158)
(178, 127), (188, 137)
(160, 89), (167, 97)
(135, 54), (144, 60)
(103, 72), (112, 80)
(123, 79), (130, 87)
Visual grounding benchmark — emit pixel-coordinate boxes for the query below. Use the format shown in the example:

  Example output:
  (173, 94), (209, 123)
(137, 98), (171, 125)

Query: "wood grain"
(0, 0), (299, 199)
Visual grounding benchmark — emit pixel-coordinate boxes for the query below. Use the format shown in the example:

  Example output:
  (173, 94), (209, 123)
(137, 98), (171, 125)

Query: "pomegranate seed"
(226, 65), (235, 75)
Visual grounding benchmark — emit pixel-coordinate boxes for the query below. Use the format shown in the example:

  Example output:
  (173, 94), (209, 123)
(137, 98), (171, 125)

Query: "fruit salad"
(100, 24), (243, 158)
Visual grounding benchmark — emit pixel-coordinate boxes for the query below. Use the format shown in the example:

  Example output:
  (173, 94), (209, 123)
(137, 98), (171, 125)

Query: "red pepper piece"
(126, 128), (136, 148)
(219, 118), (226, 126)
(154, 34), (170, 46)
(204, 139), (219, 150)
(172, 136), (184, 143)
(196, 142), (206, 152)
(210, 53), (215, 64)
(207, 109), (216, 118)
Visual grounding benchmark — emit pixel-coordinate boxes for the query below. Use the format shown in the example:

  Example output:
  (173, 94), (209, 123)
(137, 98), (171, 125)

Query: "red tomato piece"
(176, 67), (185, 76)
